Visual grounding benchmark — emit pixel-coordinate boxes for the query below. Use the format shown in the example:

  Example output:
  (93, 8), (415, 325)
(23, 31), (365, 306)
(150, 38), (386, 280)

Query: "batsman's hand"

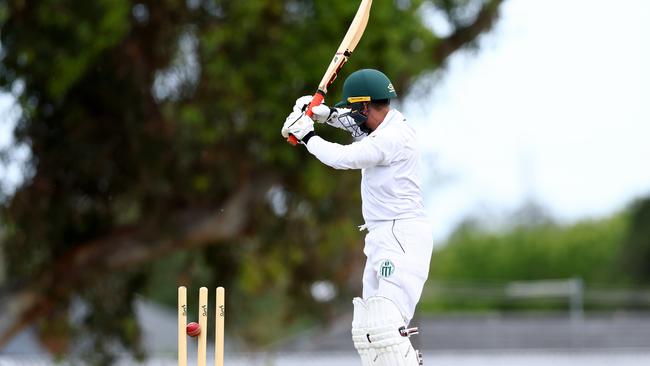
(293, 95), (338, 124)
(311, 104), (338, 124)
(281, 111), (314, 143)
(293, 95), (313, 113)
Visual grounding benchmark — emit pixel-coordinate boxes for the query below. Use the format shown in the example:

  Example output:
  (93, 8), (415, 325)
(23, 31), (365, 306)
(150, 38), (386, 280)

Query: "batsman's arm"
(304, 135), (386, 170)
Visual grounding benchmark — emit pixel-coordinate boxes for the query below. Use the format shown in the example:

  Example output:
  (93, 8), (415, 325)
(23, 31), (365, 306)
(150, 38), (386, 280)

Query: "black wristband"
(302, 131), (316, 144)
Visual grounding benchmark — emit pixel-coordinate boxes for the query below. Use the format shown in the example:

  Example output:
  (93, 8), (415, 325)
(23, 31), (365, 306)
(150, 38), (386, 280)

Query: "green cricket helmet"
(335, 69), (397, 107)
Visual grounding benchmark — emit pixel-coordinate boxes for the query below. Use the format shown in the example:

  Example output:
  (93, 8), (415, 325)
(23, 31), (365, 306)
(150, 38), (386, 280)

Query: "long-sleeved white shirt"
(306, 109), (426, 222)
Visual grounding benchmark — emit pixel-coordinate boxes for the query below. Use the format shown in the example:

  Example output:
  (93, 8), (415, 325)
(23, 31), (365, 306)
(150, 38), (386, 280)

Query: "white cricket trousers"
(361, 217), (434, 324)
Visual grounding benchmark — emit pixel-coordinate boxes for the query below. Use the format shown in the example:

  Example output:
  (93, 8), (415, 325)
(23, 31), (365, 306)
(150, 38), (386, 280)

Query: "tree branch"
(433, 0), (504, 65)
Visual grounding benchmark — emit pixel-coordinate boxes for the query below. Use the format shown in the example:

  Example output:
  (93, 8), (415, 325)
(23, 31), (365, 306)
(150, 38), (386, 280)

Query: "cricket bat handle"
(287, 91), (325, 146)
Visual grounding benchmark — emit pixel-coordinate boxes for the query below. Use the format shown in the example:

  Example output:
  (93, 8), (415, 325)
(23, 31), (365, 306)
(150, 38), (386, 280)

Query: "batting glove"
(311, 104), (338, 124)
(293, 95), (313, 113)
(293, 95), (338, 124)
(281, 111), (315, 143)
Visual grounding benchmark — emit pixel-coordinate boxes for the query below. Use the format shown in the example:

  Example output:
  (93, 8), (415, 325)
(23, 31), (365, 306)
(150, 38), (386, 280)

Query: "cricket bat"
(287, 0), (373, 145)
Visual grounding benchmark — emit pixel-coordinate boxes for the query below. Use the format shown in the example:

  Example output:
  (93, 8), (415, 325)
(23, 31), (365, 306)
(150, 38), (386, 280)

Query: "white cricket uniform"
(305, 109), (433, 324)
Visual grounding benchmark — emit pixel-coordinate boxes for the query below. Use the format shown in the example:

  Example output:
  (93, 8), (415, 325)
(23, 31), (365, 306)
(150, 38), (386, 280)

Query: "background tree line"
(421, 197), (650, 312)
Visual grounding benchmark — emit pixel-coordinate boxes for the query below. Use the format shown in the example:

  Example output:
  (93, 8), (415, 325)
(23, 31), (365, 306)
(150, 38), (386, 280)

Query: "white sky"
(0, 93), (23, 194)
(406, 0), (650, 241)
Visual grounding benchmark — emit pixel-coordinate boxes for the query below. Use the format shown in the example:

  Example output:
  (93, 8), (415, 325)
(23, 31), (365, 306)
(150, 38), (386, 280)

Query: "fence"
(421, 278), (650, 316)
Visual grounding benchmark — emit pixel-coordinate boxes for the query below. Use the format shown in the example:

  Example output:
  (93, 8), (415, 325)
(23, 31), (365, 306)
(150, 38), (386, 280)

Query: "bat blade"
(317, 0), (373, 93)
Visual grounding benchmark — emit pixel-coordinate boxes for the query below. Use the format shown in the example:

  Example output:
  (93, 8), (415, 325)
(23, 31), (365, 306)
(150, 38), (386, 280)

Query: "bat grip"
(306, 91), (325, 117)
(287, 90), (326, 146)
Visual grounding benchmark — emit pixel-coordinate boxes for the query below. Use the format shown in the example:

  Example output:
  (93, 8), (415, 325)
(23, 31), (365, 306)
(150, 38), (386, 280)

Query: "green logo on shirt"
(379, 259), (395, 278)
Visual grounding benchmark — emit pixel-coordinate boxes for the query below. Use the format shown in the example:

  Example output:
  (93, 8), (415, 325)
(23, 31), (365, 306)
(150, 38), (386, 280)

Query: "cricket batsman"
(281, 69), (433, 365)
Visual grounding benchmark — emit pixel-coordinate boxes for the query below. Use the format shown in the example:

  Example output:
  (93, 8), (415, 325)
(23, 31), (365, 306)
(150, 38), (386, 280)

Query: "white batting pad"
(362, 296), (420, 366)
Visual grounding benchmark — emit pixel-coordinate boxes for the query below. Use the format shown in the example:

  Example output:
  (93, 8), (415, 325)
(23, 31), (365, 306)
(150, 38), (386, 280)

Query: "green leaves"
(621, 197), (650, 282)
(2, 0), (131, 100)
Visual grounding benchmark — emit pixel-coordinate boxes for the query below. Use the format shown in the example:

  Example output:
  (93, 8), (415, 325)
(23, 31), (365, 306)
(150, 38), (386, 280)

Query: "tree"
(621, 196), (650, 283)
(0, 0), (504, 361)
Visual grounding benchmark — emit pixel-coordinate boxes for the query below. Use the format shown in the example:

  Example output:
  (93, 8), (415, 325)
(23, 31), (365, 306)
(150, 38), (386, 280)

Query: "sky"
(0, 92), (26, 195)
(1, 0), (649, 242)
(405, 0), (650, 241)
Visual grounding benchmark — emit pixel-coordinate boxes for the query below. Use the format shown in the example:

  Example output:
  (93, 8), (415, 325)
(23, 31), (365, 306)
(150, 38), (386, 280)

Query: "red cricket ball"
(186, 322), (201, 337)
